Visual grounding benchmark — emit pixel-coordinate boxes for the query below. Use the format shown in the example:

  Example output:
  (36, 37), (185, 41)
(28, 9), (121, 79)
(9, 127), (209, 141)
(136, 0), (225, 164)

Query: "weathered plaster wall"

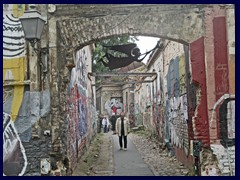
(3, 4), (51, 176)
(135, 40), (194, 167)
(201, 5), (235, 176)
(3, 4), (234, 176)
(122, 84), (135, 127)
(190, 37), (209, 147)
(66, 45), (97, 173)
(226, 7), (235, 95)
(163, 41), (192, 166)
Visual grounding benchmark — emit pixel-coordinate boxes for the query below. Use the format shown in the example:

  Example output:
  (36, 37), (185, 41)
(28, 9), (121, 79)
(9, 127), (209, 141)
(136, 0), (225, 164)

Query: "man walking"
(115, 112), (130, 151)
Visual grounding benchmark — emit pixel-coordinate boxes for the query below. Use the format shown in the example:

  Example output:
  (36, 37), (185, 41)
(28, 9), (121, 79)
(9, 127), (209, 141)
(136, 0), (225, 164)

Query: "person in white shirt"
(102, 116), (108, 133)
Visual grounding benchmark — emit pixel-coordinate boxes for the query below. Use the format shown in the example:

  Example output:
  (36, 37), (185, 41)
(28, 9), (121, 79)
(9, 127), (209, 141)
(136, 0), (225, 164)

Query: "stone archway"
(46, 4), (208, 169)
(56, 4), (205, 48)
(43, 4), (234, 175)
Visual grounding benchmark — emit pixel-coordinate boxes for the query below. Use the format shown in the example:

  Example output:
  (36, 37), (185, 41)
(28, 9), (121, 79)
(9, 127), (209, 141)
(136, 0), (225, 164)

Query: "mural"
(67, 47), (93, 171)
(3, 4), (52, 175)
(3, 4), (26, 121)
(3, 4), (28, 176)
(104, 97), (123, 116)
(165, 56), (189, 154)
(3, 113), (27, 176)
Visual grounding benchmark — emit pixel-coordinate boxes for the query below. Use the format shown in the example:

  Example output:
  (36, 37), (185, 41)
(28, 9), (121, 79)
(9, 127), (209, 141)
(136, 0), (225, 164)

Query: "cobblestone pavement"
(72, 131), (190, 176)
(129, 133), (190, 176)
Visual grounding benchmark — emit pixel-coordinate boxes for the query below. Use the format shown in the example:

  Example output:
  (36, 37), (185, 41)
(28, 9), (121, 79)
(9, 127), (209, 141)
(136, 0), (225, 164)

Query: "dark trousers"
(104, 125), (107, 133)
(119, 135), (127, 148)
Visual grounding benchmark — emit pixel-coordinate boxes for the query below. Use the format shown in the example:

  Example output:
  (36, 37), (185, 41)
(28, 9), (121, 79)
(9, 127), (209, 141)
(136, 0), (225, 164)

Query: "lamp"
(19, 5), (46, 50)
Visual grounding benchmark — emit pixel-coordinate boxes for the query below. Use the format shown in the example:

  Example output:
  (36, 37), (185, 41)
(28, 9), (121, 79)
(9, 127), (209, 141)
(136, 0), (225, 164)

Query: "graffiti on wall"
(165, 56), (189, 154)
(146, 84), (151, 107)
(129, 103), (135, 127)
(134, 103), (142, 126)
(3, 112), (27, 176)
(77, 90), (88, 136)
(70, 49), (87, 90)
(104, 97), (123, 116)
(67, 47), (93, 171)
(3, 4), (26, 121)
(3, 4), (29, 176)
(152, 103), (163, 140)
(156, 71), (163, 104)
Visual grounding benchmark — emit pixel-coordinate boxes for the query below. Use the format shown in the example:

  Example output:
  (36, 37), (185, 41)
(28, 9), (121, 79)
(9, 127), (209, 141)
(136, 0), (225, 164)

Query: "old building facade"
(133, 6), (235, 175)
(3, 4), (235, 176)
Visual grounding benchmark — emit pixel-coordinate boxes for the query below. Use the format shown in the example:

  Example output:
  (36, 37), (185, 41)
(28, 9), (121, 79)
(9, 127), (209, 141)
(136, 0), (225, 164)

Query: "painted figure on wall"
(3, 4), (28, 176)
(105, 98), (123, 116)
(3, 113), (27, 176)
(3, 4), (26, 121)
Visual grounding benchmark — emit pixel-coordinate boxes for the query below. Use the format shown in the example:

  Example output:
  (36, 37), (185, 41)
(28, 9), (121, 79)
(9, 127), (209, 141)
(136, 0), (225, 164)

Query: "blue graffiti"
(77, 98), (87, 136)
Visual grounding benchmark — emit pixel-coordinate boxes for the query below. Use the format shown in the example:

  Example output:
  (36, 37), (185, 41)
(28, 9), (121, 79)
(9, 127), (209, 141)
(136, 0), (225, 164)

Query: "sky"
(136, 36), (160, 64)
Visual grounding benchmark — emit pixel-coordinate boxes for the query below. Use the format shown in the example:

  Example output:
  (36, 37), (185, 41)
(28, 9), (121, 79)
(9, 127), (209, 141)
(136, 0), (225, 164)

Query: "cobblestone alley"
(72, 131), (190, 176)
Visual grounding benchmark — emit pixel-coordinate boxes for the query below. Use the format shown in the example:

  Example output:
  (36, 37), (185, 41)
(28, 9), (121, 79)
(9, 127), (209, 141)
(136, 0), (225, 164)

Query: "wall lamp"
(19, 5), (46, 52)
(19, 5), (48, 72)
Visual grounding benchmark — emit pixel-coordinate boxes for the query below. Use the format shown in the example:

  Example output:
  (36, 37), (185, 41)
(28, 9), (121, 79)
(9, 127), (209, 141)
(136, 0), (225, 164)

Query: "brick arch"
(55, 4), (206, 50)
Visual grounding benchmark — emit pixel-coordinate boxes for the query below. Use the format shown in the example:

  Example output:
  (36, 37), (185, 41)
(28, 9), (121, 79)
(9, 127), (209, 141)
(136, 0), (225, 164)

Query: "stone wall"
(3, 4), (234, 176)
(201, 145), (235, 176)
(65, 45), (97, 174)
(56, 4), (206, 48)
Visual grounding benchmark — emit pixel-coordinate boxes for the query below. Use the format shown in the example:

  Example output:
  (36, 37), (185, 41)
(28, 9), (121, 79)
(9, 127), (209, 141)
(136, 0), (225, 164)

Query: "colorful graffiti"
(3, 4), (28, 176)
(129, 103), (135, 127)
(104, 97), (123, 116)
(152, 103), (163, 140)
(3, 112), (28, 176)
(3, 4), (26, 121)
(165, 56), (189, 154)
(134, 103), (142, 126)
(67, 47), (93, 171)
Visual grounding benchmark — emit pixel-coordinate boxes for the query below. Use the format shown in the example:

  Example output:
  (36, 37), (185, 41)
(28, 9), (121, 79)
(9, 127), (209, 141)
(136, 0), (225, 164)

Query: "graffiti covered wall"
(98, 86), (122, 116)
(163, 41), (191, 165)
(3, 4), (26, 121)
(66, 46), (96, 172)
(136, 40), (194, 167)
(3, 4), (52, 175)
(105, 97), (123, 116)
(3, 113), (28, 176)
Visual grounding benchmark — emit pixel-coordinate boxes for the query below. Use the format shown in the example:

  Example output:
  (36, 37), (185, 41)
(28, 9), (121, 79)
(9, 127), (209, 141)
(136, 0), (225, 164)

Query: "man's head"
(120, 112), (125, 118)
